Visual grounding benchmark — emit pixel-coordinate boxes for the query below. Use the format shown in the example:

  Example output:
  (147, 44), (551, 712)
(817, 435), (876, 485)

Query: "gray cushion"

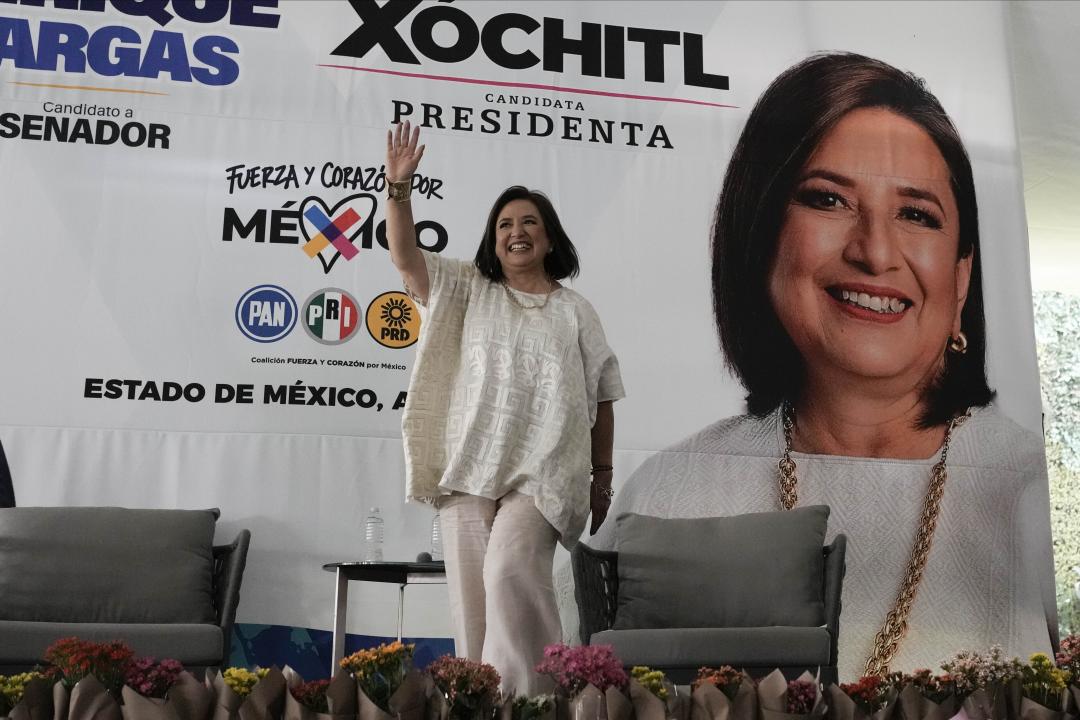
(613, 505), (829, 630)
(0, 621), (224, 665)
(0, 507), (216, 624)
(591, 626), (831, 668)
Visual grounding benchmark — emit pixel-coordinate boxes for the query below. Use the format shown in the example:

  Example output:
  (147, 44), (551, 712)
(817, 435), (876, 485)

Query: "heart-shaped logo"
(298, 193), (377, 274)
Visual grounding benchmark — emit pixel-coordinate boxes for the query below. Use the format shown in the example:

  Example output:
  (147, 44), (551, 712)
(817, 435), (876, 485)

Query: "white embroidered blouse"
(402, 251), (625, 546)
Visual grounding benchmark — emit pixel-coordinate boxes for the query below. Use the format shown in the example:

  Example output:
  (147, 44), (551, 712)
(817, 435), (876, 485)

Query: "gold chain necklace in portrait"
(778, 403), (970, 677)
(501, 280), (555, 310)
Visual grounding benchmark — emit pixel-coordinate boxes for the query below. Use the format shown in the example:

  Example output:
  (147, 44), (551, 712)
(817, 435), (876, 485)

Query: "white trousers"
(437, 490), (560, 696)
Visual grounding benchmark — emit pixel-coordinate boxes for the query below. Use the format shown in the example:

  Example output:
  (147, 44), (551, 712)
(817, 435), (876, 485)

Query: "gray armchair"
(573, 531), (846, 685)
(0, 507), (250, 673)
(0, 439), (13, 508)
(212, 528), (252, 664)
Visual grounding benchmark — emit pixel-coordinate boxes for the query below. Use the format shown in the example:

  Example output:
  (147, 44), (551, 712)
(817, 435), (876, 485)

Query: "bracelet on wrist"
(592, 484), (614, 499)
(387, 178), (412, 202)
(591, 465), (613, 474)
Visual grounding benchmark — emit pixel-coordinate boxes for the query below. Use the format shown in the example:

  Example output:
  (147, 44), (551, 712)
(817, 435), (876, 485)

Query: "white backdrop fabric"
(0, 0), (1045, 645)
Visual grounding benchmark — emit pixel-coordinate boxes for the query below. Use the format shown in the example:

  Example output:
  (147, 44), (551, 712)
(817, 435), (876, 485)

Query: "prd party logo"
(299, 194), (376, 273)
(366, 291), (420, 349)
(236, 285), (297, 343)
(302, 288), (361, 345)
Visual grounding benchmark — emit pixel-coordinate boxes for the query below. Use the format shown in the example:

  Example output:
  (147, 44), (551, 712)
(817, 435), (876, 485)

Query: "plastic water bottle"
(363, 507), (384, 561)
(430, 512), (443, 561)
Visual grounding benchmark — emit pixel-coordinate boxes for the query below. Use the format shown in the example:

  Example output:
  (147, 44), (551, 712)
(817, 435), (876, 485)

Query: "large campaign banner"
(0, 0), (1044, 674)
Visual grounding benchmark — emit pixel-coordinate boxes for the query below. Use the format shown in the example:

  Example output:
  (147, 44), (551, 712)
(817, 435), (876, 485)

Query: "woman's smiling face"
(494, 199), (551, 275)
(768, 107), (973, 396)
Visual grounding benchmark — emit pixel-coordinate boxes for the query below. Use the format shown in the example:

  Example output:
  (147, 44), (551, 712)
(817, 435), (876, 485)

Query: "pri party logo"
(302, 288), (361, 345)
(299, 194), (376, 273)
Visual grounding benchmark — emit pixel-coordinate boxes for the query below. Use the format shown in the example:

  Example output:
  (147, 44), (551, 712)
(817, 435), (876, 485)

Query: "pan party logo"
(366, 291), (420, 349)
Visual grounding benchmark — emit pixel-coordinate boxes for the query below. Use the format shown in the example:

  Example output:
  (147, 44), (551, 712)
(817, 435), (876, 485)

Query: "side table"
(322, 561), (447, 673)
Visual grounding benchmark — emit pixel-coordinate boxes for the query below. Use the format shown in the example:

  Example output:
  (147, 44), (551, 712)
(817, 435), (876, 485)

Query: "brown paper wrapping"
(557, 685), (604, 720)
(824, 684), (897, 720)
(958, 684), (1011, 720)
(119, 671), (212, 720)
(423, 680), (495, 720)
(1068, 686), (1080, 717)
(553, 685), (631, 720)
(355, 670), (426, 720)
(628, 679), (666, 720)
(894, 684), (956, 720)
(52, 681), (69, 720)
(757, 671), (825, 720)
(1018, 692), (1072, 720)
(666, 684), (690, 720)
(423, 676), (449, 720)
(1008, 678), (1025, 720)
(627, 679), (691, 720)
(279, 667), (357, 720)
(494, 696), (556, 720)
(52, 676), (121, 720)
(690, 674), (757, 720)
(6, 676), (55, 720)
(207, 666), (286, 720)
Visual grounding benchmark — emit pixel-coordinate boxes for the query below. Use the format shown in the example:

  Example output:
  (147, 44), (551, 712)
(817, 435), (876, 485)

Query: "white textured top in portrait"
(403, 250), (625, 547)
(590, 405), (1056, 681)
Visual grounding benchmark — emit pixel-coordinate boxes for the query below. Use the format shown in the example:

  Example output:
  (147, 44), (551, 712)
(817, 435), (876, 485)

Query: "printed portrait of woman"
(592, 52), (1057, 681)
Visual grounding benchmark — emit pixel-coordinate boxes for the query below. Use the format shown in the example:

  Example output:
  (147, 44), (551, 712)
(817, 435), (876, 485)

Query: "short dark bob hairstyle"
(712, 52), (993, 427)
(474, 186), (580, 282)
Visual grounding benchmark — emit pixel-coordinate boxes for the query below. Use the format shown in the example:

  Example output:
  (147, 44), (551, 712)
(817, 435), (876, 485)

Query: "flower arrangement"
(222, 667), (271, 699)
(629, 666), (667, 701)
(534, 643), (628, 696)
(428, 655), (500, 719)
(291, 678), (331, 713)
(340, 640), (415, 712)
(1021, 652), (1070, 711)
(0, 671), (45, 715)
(43, 637), (135, 694)
(940, 645), (1023, 698)
(838, 676), (890, 715)
(1056, 633), (1080, 680)
(896, 668), (954, 704)
(692, 665), (746, 703)
(123, 657), (184, 699)
(786, 679), (817, 715)
(509, 694), (554, 720)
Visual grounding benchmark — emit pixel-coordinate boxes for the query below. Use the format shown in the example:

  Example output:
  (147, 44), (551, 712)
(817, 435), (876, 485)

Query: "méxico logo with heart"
(298, 193), (377, 273)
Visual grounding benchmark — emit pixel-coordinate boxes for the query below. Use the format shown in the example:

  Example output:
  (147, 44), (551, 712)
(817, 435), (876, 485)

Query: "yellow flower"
(222, 667), (269, 699)
(630, 666), (669, 701)
(0, 672), (44, 706)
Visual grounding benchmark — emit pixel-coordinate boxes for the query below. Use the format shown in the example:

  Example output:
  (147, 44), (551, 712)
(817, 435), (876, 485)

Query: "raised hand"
(386, 119), (425, 183)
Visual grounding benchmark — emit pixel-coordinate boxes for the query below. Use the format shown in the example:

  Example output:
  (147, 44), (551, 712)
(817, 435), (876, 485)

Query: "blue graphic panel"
(230, 623), (454, 678)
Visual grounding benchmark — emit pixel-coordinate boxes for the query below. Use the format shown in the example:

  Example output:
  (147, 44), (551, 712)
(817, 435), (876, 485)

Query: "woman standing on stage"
(383, 121), (624, 695)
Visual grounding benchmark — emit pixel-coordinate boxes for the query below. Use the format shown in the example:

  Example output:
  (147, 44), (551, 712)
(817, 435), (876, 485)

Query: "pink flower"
(534, 644), (628, 696)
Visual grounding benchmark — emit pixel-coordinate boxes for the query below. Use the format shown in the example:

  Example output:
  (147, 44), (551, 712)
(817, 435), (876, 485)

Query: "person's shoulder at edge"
(950, 403), (1046, 474)
(650, 410), (779, 459)
(587, 411), (772, 549)
(410, 249), (481, 307)
(557, 286), (603, 320)
(613, 411), (776, 510)
(418, 248), (476, 276)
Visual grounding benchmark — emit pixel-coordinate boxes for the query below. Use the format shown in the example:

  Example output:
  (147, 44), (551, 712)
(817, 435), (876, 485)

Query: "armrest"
(212, 529), (251, 663)
(571, 543), (619, 645)
(822, 533), (847, 667)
